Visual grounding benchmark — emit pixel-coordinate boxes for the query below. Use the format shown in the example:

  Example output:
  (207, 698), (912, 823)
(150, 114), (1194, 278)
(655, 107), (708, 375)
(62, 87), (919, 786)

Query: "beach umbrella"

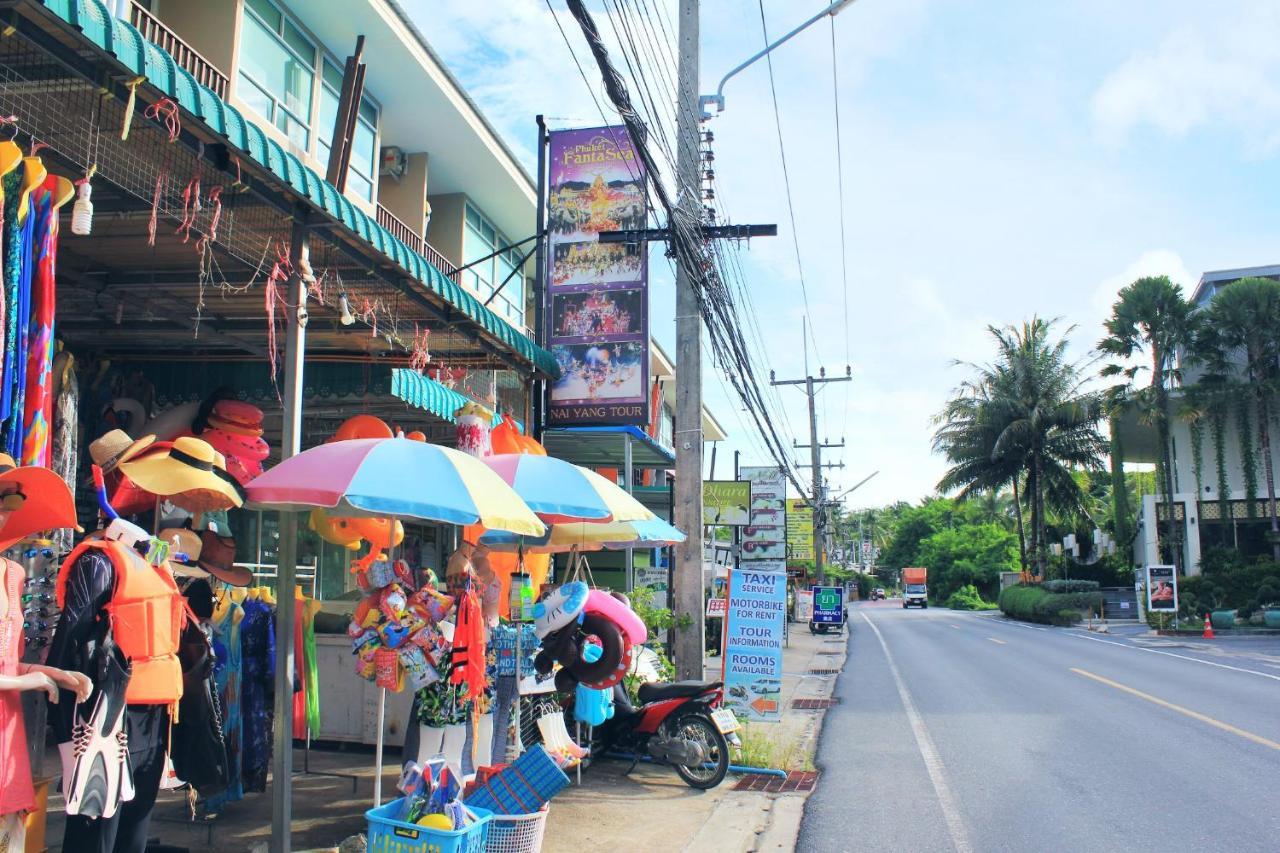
(482, 454), (652, 524)
(244, 437), (544, 805)
(479, 516), (685, 553)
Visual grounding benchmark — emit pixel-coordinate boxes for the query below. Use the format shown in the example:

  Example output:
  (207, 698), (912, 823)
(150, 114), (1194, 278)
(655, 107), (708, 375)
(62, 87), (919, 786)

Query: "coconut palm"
(935, 318), (1107, 576)
(1194, 276), (1280, 560)
(1098, 275), (1200, 567)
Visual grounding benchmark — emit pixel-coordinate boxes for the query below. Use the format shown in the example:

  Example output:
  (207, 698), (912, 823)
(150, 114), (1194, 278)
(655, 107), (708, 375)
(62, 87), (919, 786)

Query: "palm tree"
(1098, 276), (1200, 568)
(935, 318), (1107, 577)
(1194, 276), (1280, 560)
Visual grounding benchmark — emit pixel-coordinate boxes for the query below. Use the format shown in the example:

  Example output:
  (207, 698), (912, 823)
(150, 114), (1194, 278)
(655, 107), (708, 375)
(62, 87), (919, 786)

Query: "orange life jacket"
(57, 538), (188, 705)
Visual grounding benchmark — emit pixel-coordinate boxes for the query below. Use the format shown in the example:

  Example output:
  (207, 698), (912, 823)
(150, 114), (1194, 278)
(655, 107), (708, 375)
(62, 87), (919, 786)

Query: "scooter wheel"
(671, 714), (730, 790)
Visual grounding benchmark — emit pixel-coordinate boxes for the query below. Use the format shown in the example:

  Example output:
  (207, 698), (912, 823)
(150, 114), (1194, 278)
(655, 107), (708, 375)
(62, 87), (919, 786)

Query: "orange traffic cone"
(1202, 613), (1214, 639)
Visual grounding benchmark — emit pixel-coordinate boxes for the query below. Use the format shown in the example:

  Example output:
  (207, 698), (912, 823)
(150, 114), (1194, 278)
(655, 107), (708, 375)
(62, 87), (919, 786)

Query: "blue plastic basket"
(366, 799), (493, 853)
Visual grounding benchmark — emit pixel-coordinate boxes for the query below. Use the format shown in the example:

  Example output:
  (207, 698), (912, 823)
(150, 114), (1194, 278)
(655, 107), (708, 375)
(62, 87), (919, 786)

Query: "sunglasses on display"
(21, 591), (54, 604)
(25, 635), (49, 649)
(23, 547), (55, 560)
(23, 575), (53, 589)
(0, 489), (26, 511)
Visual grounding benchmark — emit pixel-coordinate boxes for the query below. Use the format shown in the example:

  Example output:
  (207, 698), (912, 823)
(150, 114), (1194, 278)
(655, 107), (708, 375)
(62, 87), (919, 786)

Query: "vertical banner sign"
(545, 126), (649, 425)
(811, 585), (845, 624)
(723, 568), (786, 722)
(740, 467), (786, 564)
(1145, 565), (1178, 613)
(703, 480), (751, 526)
(785, 498), (814, 561)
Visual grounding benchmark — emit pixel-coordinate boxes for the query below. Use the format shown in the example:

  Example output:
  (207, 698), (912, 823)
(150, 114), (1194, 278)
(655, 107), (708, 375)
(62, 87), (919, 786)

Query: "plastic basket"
(484, 806), (549, 853)
(366, 799), (493, 853)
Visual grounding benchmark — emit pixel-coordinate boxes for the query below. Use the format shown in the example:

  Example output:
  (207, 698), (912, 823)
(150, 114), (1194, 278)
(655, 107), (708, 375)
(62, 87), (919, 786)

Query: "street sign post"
(811, 585), (845, 624)
(722, 568), (787, 723)
(1145, 565), (1178, 614)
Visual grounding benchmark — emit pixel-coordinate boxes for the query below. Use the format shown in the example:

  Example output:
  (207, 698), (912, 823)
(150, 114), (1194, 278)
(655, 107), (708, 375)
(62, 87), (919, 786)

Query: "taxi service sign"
(811, 585), (845, 624)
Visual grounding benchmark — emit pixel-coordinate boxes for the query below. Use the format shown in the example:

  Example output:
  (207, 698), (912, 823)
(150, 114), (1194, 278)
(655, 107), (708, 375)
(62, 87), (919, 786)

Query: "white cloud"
(1091, 3), (1280, 152)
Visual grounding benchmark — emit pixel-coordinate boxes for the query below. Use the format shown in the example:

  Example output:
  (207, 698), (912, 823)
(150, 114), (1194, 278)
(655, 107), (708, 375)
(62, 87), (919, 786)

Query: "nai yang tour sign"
(544, 126), (650, 426)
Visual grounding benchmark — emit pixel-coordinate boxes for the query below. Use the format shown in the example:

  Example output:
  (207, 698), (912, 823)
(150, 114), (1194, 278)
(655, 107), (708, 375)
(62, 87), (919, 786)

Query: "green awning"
(36, 0), (558, 378)
(390, 368), (514, 427)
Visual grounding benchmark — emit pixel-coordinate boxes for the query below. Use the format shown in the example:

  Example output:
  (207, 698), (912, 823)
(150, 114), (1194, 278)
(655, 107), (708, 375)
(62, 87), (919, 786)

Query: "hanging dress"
(0, 170), (22, 447)
(239, 596), (275, 793)
(206, 599), (245, 813)
(21, 174), (60, 467)
(291, 595), (321, 738)
(5, 199), (33, 458)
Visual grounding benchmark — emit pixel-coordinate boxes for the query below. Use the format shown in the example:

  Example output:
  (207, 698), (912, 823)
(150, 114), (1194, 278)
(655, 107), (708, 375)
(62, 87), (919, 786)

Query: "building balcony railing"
(130, 2), (229, 100)
(376, 203), (461, 283)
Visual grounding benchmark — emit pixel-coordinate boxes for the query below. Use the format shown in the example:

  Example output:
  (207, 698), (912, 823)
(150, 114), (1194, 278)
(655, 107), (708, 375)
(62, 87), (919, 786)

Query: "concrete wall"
(1168, 414), (1280, 502)
(377, 151), (428, 236)
(154, 0), (240, 77)
(425, 192), (466, 268)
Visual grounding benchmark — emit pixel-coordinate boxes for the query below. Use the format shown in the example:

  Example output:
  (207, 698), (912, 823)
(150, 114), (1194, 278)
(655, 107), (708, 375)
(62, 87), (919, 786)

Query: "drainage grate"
(808, 668), (840, 675)
(733, 770), (819, 793)
(791, 698), (837, 710)
(817, 650), (841, 655)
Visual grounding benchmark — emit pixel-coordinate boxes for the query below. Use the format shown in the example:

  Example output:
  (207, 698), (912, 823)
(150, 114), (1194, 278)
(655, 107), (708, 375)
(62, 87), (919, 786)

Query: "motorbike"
(592, 680), (736, 789)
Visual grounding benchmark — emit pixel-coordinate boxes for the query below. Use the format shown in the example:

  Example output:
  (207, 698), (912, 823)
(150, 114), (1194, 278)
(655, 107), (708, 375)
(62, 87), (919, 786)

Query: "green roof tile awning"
(35, 0), (558, 378)
(391, 369), (514, 428)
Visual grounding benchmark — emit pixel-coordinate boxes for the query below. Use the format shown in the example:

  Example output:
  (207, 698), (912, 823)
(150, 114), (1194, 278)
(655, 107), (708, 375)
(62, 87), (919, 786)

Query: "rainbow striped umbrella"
(483, 454), (652, 524)
(245, 438), (544, 536)
(479, 516), (685, 553)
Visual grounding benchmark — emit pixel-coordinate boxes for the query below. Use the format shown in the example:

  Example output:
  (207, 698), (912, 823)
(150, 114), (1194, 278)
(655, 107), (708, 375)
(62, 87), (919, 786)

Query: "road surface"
(799, 600), (1280, 852)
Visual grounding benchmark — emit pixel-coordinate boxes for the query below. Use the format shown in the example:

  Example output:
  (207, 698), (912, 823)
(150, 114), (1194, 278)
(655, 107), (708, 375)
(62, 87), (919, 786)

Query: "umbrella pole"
(512, 542), (525, 758)
(373, 686), (387, 807)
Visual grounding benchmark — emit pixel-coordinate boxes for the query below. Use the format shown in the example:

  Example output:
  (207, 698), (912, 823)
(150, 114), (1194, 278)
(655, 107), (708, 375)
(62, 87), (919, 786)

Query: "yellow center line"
(986, 637), (1006, 645)
(1071, 668), (1280, 752)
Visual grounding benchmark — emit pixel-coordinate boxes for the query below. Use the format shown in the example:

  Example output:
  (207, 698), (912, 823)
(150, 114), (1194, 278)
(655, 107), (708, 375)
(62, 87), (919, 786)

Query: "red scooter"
(593, 680), (736, 789)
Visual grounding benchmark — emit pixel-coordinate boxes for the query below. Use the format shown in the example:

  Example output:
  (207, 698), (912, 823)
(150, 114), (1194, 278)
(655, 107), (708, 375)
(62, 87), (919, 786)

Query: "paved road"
(799, 600), (1280, 852)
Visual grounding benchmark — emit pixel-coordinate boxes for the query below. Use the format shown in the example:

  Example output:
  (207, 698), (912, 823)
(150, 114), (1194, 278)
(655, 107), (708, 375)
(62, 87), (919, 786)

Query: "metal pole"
(532, 114), (549, 441)
(272, 209), (309, 853)
(624, 431), (634, 593)
(806, 375), (824, 583)
(672, 0), (704, 682)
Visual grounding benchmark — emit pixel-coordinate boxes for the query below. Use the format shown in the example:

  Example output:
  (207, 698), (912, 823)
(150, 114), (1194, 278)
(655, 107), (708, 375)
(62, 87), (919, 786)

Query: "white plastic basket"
(484, 805), (549, 853)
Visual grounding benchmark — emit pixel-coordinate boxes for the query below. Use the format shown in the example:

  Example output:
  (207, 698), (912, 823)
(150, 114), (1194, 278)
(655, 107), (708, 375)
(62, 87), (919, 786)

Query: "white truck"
(902, 567), (928, 608)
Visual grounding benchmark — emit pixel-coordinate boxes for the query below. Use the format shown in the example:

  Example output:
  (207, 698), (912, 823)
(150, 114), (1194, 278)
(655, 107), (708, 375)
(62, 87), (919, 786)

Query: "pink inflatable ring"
(585, 589), (646, 645)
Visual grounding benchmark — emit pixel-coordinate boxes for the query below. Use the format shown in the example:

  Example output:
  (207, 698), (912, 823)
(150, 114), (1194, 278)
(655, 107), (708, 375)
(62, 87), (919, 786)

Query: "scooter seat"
(637, 680), (723, 703)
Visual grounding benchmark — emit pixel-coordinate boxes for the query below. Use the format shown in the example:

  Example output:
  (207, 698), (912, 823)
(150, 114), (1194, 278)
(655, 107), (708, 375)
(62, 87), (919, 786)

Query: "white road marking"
(1063, 631), (1280, 683)
(986, 638), (1006, 645)
(862, 613), (974, 853)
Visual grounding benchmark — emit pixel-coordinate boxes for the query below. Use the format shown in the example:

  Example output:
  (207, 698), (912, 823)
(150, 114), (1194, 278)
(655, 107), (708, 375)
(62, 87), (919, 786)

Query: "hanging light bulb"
(70, 180), (94, 236)
(338, 291), (355, 326)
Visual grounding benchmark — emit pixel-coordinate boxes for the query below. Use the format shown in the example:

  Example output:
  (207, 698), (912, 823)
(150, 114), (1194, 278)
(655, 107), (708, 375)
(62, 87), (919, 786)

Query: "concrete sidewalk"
(543, 622), (847, 853)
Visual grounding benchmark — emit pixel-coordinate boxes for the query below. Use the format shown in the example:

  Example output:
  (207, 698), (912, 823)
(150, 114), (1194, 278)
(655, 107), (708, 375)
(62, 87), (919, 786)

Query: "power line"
(830, 14), (853, 448)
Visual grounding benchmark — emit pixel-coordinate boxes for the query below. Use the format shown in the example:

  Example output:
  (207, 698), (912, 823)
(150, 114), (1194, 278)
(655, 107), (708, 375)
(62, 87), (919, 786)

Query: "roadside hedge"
(1040, 580), (1100, 594)
(999, 583), (1102, 626)
(1178, 551), (1280, 619)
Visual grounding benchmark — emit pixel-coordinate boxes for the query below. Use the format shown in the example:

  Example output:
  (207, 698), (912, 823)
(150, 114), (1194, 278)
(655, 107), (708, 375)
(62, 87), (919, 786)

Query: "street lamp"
(699, 0), (861, 118)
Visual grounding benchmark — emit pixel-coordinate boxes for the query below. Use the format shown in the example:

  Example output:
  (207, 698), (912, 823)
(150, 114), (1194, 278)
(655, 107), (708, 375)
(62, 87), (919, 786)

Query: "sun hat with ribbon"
(88, 429), (156, 474)
(157, 519), (209, 580)
(0, 453), (80, 550)
(118, 436), (245, 512)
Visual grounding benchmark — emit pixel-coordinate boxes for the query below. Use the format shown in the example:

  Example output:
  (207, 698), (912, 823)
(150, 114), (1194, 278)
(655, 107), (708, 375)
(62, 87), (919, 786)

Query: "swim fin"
(64, 648), (134, 819)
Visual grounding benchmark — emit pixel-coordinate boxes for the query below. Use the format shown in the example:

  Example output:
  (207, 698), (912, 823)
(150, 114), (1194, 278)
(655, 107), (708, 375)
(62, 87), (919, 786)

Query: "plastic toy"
(574, 683), (615, 726)
(532, 581), (589, 639)
(585, 588), (646, 645)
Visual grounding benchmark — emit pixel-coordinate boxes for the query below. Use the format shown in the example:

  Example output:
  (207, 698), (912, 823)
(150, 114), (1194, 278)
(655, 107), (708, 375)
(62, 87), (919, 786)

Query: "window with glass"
(463, 202), (526, 326)
(238, 0), (380, 201)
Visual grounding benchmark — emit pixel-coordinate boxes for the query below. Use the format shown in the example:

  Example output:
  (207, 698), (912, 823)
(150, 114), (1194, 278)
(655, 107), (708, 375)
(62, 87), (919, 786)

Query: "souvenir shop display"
(47, 435), (242, 851)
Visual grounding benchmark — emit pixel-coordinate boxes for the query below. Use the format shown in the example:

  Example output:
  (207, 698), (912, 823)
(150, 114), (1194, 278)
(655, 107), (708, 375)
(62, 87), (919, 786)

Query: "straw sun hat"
(118, 436), (245, 513)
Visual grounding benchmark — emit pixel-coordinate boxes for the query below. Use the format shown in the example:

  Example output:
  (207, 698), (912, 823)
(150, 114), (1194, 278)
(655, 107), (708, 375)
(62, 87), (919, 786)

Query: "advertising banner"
(704, 480), (751, 526)
(786, 498), (814, 561)
(811, 585), (845, 624)
(722, 568), (787, 722)
(1145, 565), (1178, 612)
(545, 126), (649, 425)
(740, 466), (786, 561)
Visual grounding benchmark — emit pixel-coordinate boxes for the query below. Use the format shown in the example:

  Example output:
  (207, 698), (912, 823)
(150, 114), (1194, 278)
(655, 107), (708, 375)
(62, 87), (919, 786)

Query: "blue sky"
(412, 0), (1280, 507)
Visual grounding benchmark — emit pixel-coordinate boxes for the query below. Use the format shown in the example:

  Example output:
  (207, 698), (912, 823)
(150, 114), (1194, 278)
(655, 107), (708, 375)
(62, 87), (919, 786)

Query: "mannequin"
(48, 515), (187, 853)
(443, 544), (498, 775)
(0, 454), (88, 851)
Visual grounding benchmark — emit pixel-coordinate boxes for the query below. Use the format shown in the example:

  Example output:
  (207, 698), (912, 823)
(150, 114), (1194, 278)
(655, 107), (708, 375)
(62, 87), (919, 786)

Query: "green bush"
(944, 584), (998, 610)
(1179, 556), (1280, 619)
(1041, 579), (1100, 594)
(999, 583), (1102, 625)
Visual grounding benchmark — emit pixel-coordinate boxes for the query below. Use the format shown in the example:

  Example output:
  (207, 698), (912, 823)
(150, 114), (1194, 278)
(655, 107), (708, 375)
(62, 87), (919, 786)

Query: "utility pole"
(672, 0), (704, 682)
(772, 366), (850, 583)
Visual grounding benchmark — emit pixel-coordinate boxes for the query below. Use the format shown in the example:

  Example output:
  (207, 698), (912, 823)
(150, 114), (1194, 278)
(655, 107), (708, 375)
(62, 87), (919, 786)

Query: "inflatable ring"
(566, 612), (625, 685)
(585, 589), (646, 645)
(333, 414), (394, 442)
(533, 581), (589, 639)
(583, 636), (635, 690)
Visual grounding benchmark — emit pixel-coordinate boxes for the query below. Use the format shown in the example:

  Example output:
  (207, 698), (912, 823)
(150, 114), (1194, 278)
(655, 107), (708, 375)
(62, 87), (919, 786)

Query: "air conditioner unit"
(380, 146), (407, 180)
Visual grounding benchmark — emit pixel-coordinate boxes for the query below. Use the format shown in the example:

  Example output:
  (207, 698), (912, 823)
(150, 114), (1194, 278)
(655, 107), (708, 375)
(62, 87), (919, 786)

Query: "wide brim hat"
(158, 523), (210, 579)
(0, 454), (80, 551)
(197, 528), (252, 587)
(119, 436), (244, 512)
(88, 429), (156, 474)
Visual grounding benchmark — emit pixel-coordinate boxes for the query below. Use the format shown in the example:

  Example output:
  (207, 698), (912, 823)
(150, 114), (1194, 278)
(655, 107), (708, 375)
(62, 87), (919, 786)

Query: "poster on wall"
(785, 498), (814, 561)
(545, 126), (649, 426)
(740, 466), (787, 561)
(722, 567), (787, 722)
(1145, 565), (1178, 612)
